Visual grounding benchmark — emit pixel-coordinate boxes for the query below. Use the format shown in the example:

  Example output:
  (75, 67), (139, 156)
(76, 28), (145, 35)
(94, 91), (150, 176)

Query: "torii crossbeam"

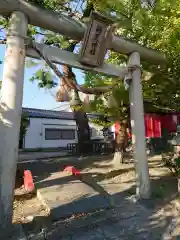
(0, 0), (167, 65)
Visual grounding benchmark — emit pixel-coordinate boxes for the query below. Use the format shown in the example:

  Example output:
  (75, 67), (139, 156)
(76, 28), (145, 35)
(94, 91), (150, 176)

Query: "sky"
(0, 45), (85, 110)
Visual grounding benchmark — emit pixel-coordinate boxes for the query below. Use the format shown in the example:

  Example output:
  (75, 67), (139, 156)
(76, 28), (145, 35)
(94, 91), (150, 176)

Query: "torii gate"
(0, 0), (167, 230)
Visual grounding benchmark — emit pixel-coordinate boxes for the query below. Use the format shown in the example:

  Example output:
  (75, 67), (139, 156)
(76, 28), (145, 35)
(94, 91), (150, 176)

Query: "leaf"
(25, 59), (39, 68)
(175, 157), (180, 166)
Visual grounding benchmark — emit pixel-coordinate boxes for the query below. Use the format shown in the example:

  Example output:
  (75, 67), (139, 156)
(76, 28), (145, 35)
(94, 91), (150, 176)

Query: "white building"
(22, 108), (106, 150)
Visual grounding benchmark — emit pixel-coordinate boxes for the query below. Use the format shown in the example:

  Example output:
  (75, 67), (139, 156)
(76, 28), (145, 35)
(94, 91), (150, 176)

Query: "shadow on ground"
(18, 154), (178, 210)
(35, 170), (178, 211)
(18, 154), (179, 239)
(22, 179), (178, 240)
(18, 154), (114, 183)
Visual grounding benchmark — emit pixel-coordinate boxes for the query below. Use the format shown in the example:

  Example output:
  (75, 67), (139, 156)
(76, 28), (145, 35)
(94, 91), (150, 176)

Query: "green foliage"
(24, 0), (95, 90)
(30, 69), (57, 88)
(20, 113), (29, 139)
(85, 74), (129, 126)
(85, 0), (180, 124)
(0, 16), (7, 28)
(163, 152), (180, 178)
(44, 34), (70, 48)
(19, 113), (30, 148)
(29, 0), (69, 11)
(175, 157), (180, 167)
(89, 116), (112, 128)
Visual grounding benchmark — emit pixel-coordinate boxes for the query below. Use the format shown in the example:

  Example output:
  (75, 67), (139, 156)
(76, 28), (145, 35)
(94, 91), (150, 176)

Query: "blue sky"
(0, 45), (84, 110)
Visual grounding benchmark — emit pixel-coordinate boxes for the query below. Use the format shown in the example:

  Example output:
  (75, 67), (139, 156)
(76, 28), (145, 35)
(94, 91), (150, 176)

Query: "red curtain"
(145, 114), (161, 138)
(145, 114), (153, 137)
(114, 113), (179, 139)
(161, 114), (177, 133)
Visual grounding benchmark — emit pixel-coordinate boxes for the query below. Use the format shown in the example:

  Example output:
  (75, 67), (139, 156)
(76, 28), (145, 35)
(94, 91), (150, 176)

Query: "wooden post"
(128, 52), (151, 199)
(0, 11), (27, 232)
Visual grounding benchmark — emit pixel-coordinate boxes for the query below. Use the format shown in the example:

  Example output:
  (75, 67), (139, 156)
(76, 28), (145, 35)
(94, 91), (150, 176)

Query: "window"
(61, 129), (75, 140)
(45, 128), (75, 140)
(45, 129), (61, 140)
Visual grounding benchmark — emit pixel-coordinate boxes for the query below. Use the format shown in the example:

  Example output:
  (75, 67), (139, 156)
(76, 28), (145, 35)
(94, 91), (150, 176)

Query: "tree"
(83, 0), (180, 164)
(84, 74), (130, 164)
(19, 113), (29, 149)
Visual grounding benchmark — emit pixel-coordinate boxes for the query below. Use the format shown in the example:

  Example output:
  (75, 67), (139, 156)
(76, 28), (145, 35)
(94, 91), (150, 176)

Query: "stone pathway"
(23, 196), (179, 240)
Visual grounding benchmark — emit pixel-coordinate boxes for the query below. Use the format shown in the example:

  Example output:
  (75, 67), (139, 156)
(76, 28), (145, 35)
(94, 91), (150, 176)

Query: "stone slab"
(36, 171), (110, 221)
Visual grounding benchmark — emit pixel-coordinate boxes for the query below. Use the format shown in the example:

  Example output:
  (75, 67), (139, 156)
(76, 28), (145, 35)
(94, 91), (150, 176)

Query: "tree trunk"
(73, 107), (91, 156)
(112, 120), (128, 166)
(62, 65), (91, 156)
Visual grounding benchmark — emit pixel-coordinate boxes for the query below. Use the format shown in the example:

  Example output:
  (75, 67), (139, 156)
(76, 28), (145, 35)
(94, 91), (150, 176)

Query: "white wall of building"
(24, 117), (106, 149)
(24, 117), (77, 149)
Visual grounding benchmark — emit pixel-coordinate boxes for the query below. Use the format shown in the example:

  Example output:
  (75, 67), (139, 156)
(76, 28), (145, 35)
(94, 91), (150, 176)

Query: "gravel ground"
(13, 188), (49, 224)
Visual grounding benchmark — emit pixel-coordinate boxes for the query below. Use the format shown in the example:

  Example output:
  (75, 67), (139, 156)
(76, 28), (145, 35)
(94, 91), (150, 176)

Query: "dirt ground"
(13, 189), (49, 224)
(13, 154), (180, 227)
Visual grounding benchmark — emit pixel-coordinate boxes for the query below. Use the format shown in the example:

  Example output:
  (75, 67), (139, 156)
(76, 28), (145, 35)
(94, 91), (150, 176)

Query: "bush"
(163, 152), (180, 177)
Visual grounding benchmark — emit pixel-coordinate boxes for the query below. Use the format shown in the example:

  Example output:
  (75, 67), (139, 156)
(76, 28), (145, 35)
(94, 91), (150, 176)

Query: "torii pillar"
(128, 52), (151, 199)
(0, 11), (27, 232)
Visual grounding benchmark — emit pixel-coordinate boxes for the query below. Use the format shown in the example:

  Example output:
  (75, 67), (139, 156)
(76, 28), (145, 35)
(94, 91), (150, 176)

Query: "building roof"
(22, 107), (101, 120)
